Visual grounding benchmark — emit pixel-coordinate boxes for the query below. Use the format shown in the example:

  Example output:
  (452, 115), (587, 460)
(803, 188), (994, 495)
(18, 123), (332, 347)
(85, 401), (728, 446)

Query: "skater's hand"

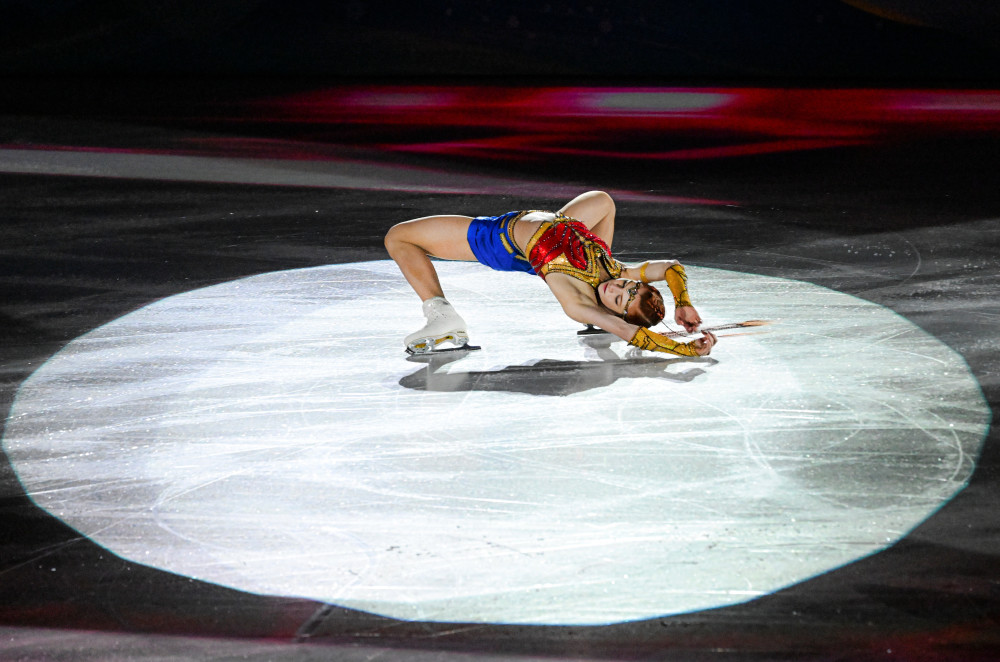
(690, 331), (717, 356)
(675, 305), (702, 333)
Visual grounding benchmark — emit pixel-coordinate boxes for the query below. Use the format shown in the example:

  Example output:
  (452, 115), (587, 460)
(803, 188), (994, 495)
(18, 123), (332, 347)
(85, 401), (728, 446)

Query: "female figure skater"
(384, 191), (717, 356)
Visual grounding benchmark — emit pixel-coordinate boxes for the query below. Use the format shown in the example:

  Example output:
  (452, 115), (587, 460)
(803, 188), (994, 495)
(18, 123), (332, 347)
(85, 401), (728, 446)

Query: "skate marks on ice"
(2, 260), (989, 626)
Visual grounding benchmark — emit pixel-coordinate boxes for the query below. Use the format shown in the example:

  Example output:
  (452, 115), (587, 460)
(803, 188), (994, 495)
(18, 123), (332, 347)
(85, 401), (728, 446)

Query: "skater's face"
(599, 279), (641, 318)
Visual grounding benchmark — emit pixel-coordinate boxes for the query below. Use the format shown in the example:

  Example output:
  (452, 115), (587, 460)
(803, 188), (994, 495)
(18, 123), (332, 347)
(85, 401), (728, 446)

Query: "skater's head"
(598, 279), (666, 327)
(626, 283), (666, 327)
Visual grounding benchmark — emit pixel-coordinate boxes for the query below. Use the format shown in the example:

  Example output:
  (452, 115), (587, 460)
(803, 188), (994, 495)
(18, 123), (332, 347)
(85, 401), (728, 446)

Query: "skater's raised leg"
(559, 190), (616, 248)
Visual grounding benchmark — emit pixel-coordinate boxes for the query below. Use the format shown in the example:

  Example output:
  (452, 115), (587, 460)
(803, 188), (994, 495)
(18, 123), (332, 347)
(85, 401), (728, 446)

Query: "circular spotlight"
(3, 262), (988, 625)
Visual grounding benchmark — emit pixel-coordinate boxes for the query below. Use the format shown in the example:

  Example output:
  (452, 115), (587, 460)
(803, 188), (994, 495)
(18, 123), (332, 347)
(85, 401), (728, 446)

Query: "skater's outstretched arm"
(620, 260), (702, 333)
(547, 277), (715, 357)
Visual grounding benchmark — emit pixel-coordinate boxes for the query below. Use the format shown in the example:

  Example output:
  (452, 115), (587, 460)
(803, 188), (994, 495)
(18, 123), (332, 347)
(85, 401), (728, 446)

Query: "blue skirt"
(466, 211), (536, 274)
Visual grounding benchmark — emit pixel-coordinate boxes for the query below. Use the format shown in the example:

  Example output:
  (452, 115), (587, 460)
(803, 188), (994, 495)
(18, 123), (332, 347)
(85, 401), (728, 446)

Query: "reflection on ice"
(2, 261), (989, 625)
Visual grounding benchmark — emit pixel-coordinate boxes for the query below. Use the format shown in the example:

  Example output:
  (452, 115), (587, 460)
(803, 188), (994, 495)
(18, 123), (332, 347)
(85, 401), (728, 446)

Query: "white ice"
(2, 262), (989, 625)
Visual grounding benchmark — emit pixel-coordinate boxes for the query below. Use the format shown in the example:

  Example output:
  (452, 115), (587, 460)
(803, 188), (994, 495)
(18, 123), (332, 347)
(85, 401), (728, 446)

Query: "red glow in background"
(6, 87), (1000, 170)
(239, 86), (1000, 161)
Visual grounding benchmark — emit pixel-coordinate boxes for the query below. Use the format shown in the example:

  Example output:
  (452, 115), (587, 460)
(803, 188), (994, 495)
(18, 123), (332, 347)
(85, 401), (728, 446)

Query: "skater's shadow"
(400, 334), (717, 396)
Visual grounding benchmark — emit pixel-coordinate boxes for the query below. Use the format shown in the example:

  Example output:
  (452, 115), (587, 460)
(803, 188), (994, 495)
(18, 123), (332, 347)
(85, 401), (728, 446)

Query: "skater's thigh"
(557, 191), (614, 230)
(391, 215), (477, 261)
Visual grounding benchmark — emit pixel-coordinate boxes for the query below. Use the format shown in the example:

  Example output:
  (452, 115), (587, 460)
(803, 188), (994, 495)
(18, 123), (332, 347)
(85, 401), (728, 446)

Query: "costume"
(629, 327), (700, 357)
(467, 210), (625, 287)
(524, 213), (624, 286)
(662, 263), (693, 308)
(466, 211), (536, 274)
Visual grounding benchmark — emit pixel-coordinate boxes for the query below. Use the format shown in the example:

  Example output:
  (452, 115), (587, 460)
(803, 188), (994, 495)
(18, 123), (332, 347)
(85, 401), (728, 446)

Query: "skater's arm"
(621, 260), (702, 333)
(561, 299), (638, 344)
(621, 259), (675, 284)
(562, 300), (715, 357)
(548, 278), (714, 356)
(620, 260), (689, 305)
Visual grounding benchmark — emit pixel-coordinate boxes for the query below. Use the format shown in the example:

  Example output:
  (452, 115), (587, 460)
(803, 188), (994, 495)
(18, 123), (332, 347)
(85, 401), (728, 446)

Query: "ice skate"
(577, 323), (609, 336)
(404, 297), (479, 354)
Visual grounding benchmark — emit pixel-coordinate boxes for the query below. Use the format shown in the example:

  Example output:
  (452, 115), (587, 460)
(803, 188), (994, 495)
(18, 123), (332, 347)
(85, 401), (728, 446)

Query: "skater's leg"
(385, 215), (477, 351)
(384, 215), (476, 301)
(558, 190), (616, 248)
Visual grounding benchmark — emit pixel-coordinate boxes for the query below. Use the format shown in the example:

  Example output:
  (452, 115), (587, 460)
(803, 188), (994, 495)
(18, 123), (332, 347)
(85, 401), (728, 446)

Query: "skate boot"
(404, 297), (472, 354)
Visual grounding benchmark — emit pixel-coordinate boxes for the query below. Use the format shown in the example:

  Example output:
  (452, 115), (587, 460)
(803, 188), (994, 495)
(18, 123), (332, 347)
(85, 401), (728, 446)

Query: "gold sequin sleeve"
(664, 263), (693, 308)
(629, 327), (700, 357)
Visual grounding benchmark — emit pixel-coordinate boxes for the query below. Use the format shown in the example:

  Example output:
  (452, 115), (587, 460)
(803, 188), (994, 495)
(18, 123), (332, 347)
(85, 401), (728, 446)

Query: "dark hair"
(624, 283), (666, 327)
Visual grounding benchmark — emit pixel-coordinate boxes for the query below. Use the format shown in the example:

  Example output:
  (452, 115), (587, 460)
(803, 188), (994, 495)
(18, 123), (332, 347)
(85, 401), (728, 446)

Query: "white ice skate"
(404, 297), (478, 354)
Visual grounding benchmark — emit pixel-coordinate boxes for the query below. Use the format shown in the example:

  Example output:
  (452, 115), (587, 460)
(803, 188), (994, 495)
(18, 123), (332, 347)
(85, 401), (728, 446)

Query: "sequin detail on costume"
(526, 214), (623, 288)
(629, 327), (700, 357)
(664, 263), (693, 308)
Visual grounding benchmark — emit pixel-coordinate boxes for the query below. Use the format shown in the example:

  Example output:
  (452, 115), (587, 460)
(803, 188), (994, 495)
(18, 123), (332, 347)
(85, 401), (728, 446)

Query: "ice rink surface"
(4, 260), (987, 625)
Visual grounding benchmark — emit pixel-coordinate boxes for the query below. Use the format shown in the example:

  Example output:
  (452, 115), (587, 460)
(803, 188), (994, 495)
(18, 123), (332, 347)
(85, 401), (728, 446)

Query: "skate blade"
(405, 334), (479, 355)
(405, 345), (482, 360)
(577, 324), (609, 336)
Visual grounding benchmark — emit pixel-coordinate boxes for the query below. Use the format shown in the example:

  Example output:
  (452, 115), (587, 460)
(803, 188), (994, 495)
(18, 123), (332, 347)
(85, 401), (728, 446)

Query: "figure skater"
(384, 190), (717, 356)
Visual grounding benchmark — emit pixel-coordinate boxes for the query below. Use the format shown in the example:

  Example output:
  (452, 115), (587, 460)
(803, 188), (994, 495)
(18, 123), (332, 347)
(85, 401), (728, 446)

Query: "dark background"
(1, 0), (998, 82)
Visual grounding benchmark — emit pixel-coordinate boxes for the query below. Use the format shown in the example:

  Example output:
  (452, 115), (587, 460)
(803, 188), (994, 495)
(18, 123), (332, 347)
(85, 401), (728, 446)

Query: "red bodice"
(526, 216), (622, 287)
